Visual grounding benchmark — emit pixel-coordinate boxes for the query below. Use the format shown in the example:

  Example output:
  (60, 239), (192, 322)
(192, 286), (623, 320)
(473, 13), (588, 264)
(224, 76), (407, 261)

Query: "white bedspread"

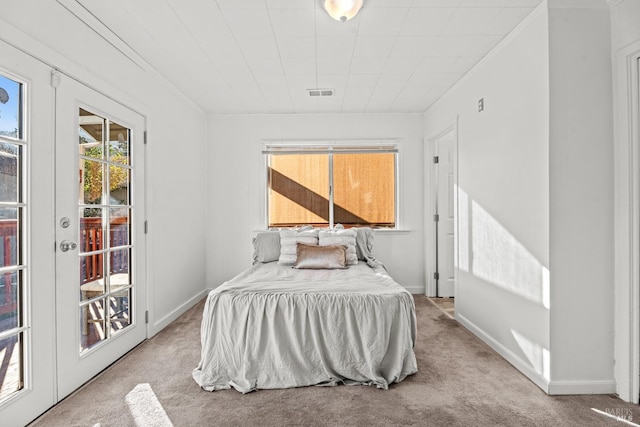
(192, 262), (418, 393)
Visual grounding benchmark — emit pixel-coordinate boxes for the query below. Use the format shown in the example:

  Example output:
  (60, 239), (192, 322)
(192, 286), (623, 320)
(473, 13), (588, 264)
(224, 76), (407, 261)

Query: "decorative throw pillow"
(293, 243), (346, 269)
(318, 228), (358, 265)
(278, 229), (319, 265)
(252, 231), (281, 263)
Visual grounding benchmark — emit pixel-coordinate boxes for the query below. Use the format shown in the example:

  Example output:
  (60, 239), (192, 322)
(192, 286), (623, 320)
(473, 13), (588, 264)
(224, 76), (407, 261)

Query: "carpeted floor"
(30, 295), (638, 426)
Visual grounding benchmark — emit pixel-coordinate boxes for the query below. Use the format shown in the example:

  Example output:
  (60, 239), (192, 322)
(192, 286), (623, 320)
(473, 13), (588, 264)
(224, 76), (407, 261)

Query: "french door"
(54, 74), (147, 398)
(0, 40), (56, 426)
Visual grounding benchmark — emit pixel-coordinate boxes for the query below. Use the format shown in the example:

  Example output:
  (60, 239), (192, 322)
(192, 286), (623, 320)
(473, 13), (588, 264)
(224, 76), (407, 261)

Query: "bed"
(192, 228), (418, 393)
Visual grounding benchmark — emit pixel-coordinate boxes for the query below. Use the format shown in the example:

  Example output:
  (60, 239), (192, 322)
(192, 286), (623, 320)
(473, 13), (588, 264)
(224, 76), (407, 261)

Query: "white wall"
(424, 5), (551, 390)
(609, 0), (640, 403)
(0, 2), (208, 335)
(206, 114), (425, 293)
(547, 0), (614, 393)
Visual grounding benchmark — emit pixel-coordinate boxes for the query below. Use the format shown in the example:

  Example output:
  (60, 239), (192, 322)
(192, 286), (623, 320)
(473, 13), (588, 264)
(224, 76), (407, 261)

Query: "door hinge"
(144, 220), (148, 234)
(434, 214), (439, 222)
(144, 131), (148, 145)
(434, 272), (440, 280)
(433, 156), (439, 164)
(145, 310), (149, 324)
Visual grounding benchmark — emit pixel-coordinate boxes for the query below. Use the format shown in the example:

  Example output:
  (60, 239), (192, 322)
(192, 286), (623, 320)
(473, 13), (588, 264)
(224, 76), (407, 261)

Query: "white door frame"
(425, 121), (458, 297)
(613, 41), (640, 403)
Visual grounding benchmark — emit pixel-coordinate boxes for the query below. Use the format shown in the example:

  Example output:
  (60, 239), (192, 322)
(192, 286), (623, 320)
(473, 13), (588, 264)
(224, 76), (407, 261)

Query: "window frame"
(263, 140), (399, 230)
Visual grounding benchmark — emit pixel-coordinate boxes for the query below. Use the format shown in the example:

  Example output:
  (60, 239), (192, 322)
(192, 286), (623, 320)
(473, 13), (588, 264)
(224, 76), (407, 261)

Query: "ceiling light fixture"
(323, 0), (363, 23)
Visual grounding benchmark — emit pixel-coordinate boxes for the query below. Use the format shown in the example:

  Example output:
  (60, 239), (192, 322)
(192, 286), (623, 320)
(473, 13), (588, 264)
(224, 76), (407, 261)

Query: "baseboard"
(149, 289), (208, 337)
(457, 313), (550, 393)
(548, 380), (617, 395)
(405, 285), (425, 294)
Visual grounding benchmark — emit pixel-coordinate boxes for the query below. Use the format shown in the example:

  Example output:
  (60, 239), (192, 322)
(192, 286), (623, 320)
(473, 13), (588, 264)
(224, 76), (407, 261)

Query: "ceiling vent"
(307, 88), (335, 97)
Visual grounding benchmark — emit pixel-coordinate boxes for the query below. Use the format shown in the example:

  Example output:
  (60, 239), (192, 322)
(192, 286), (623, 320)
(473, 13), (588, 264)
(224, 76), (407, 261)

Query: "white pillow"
(278, 229), (319, 265)
(318, 228), (358, 265)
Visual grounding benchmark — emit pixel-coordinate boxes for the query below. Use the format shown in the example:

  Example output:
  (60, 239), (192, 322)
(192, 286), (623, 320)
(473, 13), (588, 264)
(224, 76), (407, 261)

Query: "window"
(265, 143), (397, 229)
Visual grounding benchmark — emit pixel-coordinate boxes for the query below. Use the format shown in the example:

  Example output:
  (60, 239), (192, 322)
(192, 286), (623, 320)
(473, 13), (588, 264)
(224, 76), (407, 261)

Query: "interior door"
(435, 133), (455, 298)
(0, 40), (57, 427)
(55, 74), (146, 398)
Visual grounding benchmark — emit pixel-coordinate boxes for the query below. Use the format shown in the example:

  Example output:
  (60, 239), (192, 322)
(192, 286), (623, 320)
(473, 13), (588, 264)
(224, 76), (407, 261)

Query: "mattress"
(192, 261), (418, 393)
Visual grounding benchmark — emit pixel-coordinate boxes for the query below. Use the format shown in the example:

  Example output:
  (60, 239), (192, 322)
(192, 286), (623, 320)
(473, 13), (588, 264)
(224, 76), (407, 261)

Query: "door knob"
(60, 240), (78, 252)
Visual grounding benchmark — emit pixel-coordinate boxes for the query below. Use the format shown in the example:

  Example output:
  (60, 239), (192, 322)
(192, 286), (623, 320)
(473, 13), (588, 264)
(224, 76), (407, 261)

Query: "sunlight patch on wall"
(512, 329), (550, 380)
(457, 187), (548, 307)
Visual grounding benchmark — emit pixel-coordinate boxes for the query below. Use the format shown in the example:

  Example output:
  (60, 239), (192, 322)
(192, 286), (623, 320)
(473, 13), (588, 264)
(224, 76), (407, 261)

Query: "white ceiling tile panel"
(353, 36), (396, 58)
(415, 57), (460, 73)
(317, 59), (352, 75)
(266, 0), (315, 8)
(216, 0), (267, 9)
(428, 35), (502, 57)
(222, 9), (273, 37)
(281, 59), (317, 75)
(383, 56), (423, 74)
(448, 56), (482, 73)
(236, 37), (280, 59)
(482, 7), (533, 35)
(411, 0), (463, 7)
(389, 36), (438, 57)
(400, 8), (457, 36)
(441, 8), (503, 35)
(371, 87), (402, 100)
(458, 0), (510, 6)
(364, 0), (413, 7)
(376, 74), (411, 88)
(346, 74), (380, 88)
(316, 74), (348, 90)
(349, 57), (387, 74)
(316, 36), (357, 59)
(276, 37), (316, 59)
(357, 8), (408, 36)
(506, 0), (543, 6)
(247, 57), (284, 77)
(268, 8), (316, 37)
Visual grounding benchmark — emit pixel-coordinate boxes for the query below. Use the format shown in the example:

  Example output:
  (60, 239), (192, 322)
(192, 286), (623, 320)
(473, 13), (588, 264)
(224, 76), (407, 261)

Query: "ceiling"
(72, 0), (543, 115)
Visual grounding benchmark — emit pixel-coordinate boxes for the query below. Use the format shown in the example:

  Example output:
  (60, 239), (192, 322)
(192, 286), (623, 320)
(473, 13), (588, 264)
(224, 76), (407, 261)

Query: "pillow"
(293, 243), (346, 269)
(278, 229), (319, 265)
(354, 227), (375, 261)
(252, 231), (281, 263)
(318, 228), (357, 265)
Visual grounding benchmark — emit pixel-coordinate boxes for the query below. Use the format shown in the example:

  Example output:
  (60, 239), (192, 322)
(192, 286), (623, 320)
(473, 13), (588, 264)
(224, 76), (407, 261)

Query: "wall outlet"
(478, 98), (484, 112)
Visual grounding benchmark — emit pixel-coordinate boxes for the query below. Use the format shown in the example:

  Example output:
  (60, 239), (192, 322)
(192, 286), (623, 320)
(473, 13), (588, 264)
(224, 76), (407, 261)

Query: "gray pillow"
(318, 228), (358, 265)
(354, 227), (375, 261)
(252, 231), (281, 263)
(278, 229), (319, 265)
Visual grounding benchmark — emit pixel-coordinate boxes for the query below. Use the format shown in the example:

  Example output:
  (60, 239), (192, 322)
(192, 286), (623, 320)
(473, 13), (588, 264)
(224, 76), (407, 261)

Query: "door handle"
(60, 240), (78, 252)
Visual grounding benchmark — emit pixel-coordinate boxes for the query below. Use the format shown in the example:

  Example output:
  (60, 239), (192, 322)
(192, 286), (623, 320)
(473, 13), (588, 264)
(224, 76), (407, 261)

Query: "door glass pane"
(110, 208), (130, 248)
(0, 75), (22, 139)
(109, 165), (129, 205)
(0, 208), (18, 268)
(79, 108), (103, 160)
(80, 299), (106, 352)
(268, 154), (329, 227)
(0, 334), (22, 401)
(0, 73), (24, 403)
(0, 143), (20, 202)
(82, 160), (104, 205)
(108, 121), (129, 166)
(77, 108), (133, 353)
(109, 289), (130, 335)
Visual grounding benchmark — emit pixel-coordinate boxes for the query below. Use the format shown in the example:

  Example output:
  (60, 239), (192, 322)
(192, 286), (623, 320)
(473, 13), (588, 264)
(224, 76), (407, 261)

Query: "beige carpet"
(30, 296), (638, 426)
